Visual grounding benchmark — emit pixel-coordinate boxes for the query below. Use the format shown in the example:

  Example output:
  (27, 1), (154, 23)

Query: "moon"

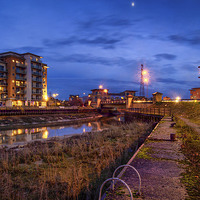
(131, 2), (135, 6)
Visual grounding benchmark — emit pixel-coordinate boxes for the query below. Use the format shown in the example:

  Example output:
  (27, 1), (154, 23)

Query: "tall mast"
(140, 64), (145, 96)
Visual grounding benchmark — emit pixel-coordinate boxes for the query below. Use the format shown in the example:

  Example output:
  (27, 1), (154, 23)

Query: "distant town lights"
(104, 89), (108, 93)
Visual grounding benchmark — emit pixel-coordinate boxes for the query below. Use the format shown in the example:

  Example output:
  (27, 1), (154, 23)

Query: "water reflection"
(0, 120), (109, 145)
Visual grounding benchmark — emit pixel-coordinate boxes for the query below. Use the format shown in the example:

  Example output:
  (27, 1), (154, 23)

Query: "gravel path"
(104, 117), (188, 200)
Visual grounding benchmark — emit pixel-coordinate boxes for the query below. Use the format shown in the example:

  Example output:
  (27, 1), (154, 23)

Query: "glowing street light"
(175, 96), (181, 103)
(142, 70), (147, 75)
(99, 85), (103, 89)
(52, 93), (59, 98)
(104, 89), (108, 93)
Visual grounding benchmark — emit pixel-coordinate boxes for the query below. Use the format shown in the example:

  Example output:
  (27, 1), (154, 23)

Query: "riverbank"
(0, 120), (153, 200)
(0, 113), (103, 130)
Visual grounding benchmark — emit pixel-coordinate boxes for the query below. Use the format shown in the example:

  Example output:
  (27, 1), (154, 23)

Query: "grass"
(0, 121), (152, 200)
(175, 118), (200, 199)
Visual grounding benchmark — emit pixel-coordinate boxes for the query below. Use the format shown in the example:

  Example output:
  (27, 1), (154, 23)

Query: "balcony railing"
(0, 90), (7, 93)
(32, 78), (42, 82)
(32, 91), (42, 94)
(16, 97), (26, 100)
(16, 69), (26, 74)
(16, 90), (26, 94)
(0, 75), (7, 79)
(31, 64), (42, 70)
(16, 63), (26, 68)
(32, 97), (42, 101)
(0, 68), (8, 73)
(0, 82), (8, 86)
(31, 58), (42, 63)
(32, 71), (42, 76)
(16, 76), (26, 81)
(16, 84), (26, 87)
(32, 84), (42, 88)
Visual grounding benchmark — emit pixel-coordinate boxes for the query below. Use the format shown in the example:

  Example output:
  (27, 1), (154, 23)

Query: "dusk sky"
(0, 0), (200, 99)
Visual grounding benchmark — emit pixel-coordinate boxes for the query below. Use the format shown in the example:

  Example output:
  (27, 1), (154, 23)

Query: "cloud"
(49, 53), (137, 67)
(168, 32), (200, 46)
(78, 15), (143, 30)
(156, 77), (189, 85)
(43, 36), (121, 49)
(154, 53), (177, 61)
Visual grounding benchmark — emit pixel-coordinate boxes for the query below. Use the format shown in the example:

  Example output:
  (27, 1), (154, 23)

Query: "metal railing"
(128, 107), (171, 116)
(99, 165), (142, 199)
(112, 165), (141, 195)
(98, 178), (133, 200)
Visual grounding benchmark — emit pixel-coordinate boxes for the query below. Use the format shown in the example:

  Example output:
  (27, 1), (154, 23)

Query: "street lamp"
(52, 93), (59, 98)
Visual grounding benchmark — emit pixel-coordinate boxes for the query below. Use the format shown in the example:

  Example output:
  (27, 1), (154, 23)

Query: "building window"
(13, 67), (15, 69)
(12, 94), (14, 96)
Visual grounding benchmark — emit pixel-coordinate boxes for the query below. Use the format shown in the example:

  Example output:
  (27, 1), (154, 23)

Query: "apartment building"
(0, 52), (49, 107)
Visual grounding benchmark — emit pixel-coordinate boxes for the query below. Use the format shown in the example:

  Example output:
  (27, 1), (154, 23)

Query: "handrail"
(98, 177), (133, 200)
(112, 164), (141, 195)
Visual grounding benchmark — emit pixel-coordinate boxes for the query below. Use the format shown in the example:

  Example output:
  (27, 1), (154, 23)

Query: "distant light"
(144, 78), (148, 83)
(52, 93), (59, 98)
(99, 85), (103, 89)
(131, 2), (135, 6)
(175, 96), (181, 103)
(104, 89), (108, 93)
(142, 70), (147, 75)
(83, 93), (86, 95)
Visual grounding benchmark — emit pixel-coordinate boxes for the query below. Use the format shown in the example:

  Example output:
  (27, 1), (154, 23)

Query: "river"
(0, 116), (125, 145)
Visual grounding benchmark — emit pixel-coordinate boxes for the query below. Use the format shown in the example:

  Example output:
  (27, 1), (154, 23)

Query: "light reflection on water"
(0, 121), (109, 145)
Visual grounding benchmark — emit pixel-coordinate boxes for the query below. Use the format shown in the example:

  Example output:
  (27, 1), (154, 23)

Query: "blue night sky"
(0, 0), (200, 99)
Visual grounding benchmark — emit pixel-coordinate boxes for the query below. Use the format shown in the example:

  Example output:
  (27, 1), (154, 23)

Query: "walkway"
(105, 117), (188, 200)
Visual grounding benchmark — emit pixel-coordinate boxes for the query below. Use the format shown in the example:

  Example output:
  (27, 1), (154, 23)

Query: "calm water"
(0, 116), (124, 145)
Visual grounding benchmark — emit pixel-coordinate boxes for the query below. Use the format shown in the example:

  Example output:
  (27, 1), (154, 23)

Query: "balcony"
(16, 84), (26, 87)
(0, 68), (8, 73)
(16, 63), (26, 68)
(0, 90), (7, 93)
(32, 91), (42, 95)
(32, 71), (42, 76)
(32, 84), (42, 89)
(32, 78), (42, 82)
(16, 97), (26, 100)
(16, 90), (26, 95)
(31, 58), (42, 63)
(16, 69), (26, 74)
(16, 76), (26, 81)
(31, 64), (42, 70)
(0, 82), (8, 86)
(0, 75), (7, 79)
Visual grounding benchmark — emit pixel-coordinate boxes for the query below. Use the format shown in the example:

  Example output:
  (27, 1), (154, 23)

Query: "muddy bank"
(0, 113), (103, 130)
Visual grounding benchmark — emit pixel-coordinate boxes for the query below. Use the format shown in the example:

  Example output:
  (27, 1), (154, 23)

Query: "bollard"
(170, 133), (176, 141)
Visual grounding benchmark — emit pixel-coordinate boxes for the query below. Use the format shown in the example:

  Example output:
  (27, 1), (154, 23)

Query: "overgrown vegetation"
(0, 121), (152, 200)
(170, 102), (200, 124)
(176, 118), (200, 199)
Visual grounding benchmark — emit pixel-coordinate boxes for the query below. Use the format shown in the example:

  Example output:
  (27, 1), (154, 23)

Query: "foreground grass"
(0, 121), (152, 200)
(176, 118), (200, 199)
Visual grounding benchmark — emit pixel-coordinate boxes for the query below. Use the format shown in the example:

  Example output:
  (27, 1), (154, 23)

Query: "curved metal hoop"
(112, 165), (141, 195)
(98, 177), (133, 200)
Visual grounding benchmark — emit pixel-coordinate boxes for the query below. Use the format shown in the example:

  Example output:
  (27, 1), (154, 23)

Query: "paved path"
(105, 117), (188, 200)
